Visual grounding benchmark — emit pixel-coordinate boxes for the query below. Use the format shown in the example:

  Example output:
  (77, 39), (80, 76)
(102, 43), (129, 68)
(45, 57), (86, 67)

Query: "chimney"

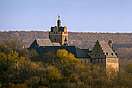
(108, 40), (112, 48)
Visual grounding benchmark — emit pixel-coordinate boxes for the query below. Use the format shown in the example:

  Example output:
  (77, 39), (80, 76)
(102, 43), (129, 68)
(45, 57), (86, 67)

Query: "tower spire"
(57, 15), (61, 28)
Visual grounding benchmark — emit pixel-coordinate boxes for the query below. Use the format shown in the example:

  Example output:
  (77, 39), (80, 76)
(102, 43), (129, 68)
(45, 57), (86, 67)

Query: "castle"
(30, 16), (119, 73)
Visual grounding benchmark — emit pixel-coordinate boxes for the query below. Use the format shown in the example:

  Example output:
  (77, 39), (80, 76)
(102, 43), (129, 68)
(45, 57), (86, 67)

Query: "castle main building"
(30, 16), (119, 73)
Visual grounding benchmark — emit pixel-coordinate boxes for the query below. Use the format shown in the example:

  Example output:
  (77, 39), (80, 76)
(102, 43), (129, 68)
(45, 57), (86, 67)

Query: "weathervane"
(58, 15), (60, 20)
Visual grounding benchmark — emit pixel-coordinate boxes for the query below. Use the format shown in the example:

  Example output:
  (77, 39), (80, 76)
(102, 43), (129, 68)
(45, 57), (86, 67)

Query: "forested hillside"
(0, 31), (132, 59)
(0, 40), (132, 88)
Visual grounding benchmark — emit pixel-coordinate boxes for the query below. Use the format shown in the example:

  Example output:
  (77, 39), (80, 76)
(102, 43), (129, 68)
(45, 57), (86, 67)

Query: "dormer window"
(106, 52), (108, 55)
(111, 53), (113, 56)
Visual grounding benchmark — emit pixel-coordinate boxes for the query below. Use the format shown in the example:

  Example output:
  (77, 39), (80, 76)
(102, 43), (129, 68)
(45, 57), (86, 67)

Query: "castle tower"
(49, 16), (68, 45)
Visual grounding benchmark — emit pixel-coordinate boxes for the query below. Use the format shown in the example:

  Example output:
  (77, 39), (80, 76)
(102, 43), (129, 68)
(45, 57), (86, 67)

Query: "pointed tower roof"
(57, 15), (61, 29)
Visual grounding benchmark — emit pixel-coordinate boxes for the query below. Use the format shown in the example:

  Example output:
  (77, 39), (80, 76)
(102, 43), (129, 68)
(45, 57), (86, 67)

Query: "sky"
(0, 0), (132, 32)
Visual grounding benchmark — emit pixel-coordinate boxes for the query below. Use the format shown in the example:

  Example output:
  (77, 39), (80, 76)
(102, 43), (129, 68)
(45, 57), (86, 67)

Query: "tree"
(56, 49), (79, 63)
(125, 63), (132, 73)
(46, 65), (62, 81)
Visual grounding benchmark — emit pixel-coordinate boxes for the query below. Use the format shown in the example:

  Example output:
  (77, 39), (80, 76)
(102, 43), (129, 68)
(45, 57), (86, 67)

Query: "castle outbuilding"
(90, 40), (119, 73)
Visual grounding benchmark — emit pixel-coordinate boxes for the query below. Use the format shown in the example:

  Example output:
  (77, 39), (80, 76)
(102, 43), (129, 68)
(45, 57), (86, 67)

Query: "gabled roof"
(90, 40), (105, 59)
(99, 40), (117, 58)
(32, 39), (61, 47)
(36, 39), (52, 46)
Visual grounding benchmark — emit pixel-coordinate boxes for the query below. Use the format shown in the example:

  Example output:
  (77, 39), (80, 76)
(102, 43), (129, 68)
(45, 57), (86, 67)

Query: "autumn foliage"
(0, 41), (132, 88)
